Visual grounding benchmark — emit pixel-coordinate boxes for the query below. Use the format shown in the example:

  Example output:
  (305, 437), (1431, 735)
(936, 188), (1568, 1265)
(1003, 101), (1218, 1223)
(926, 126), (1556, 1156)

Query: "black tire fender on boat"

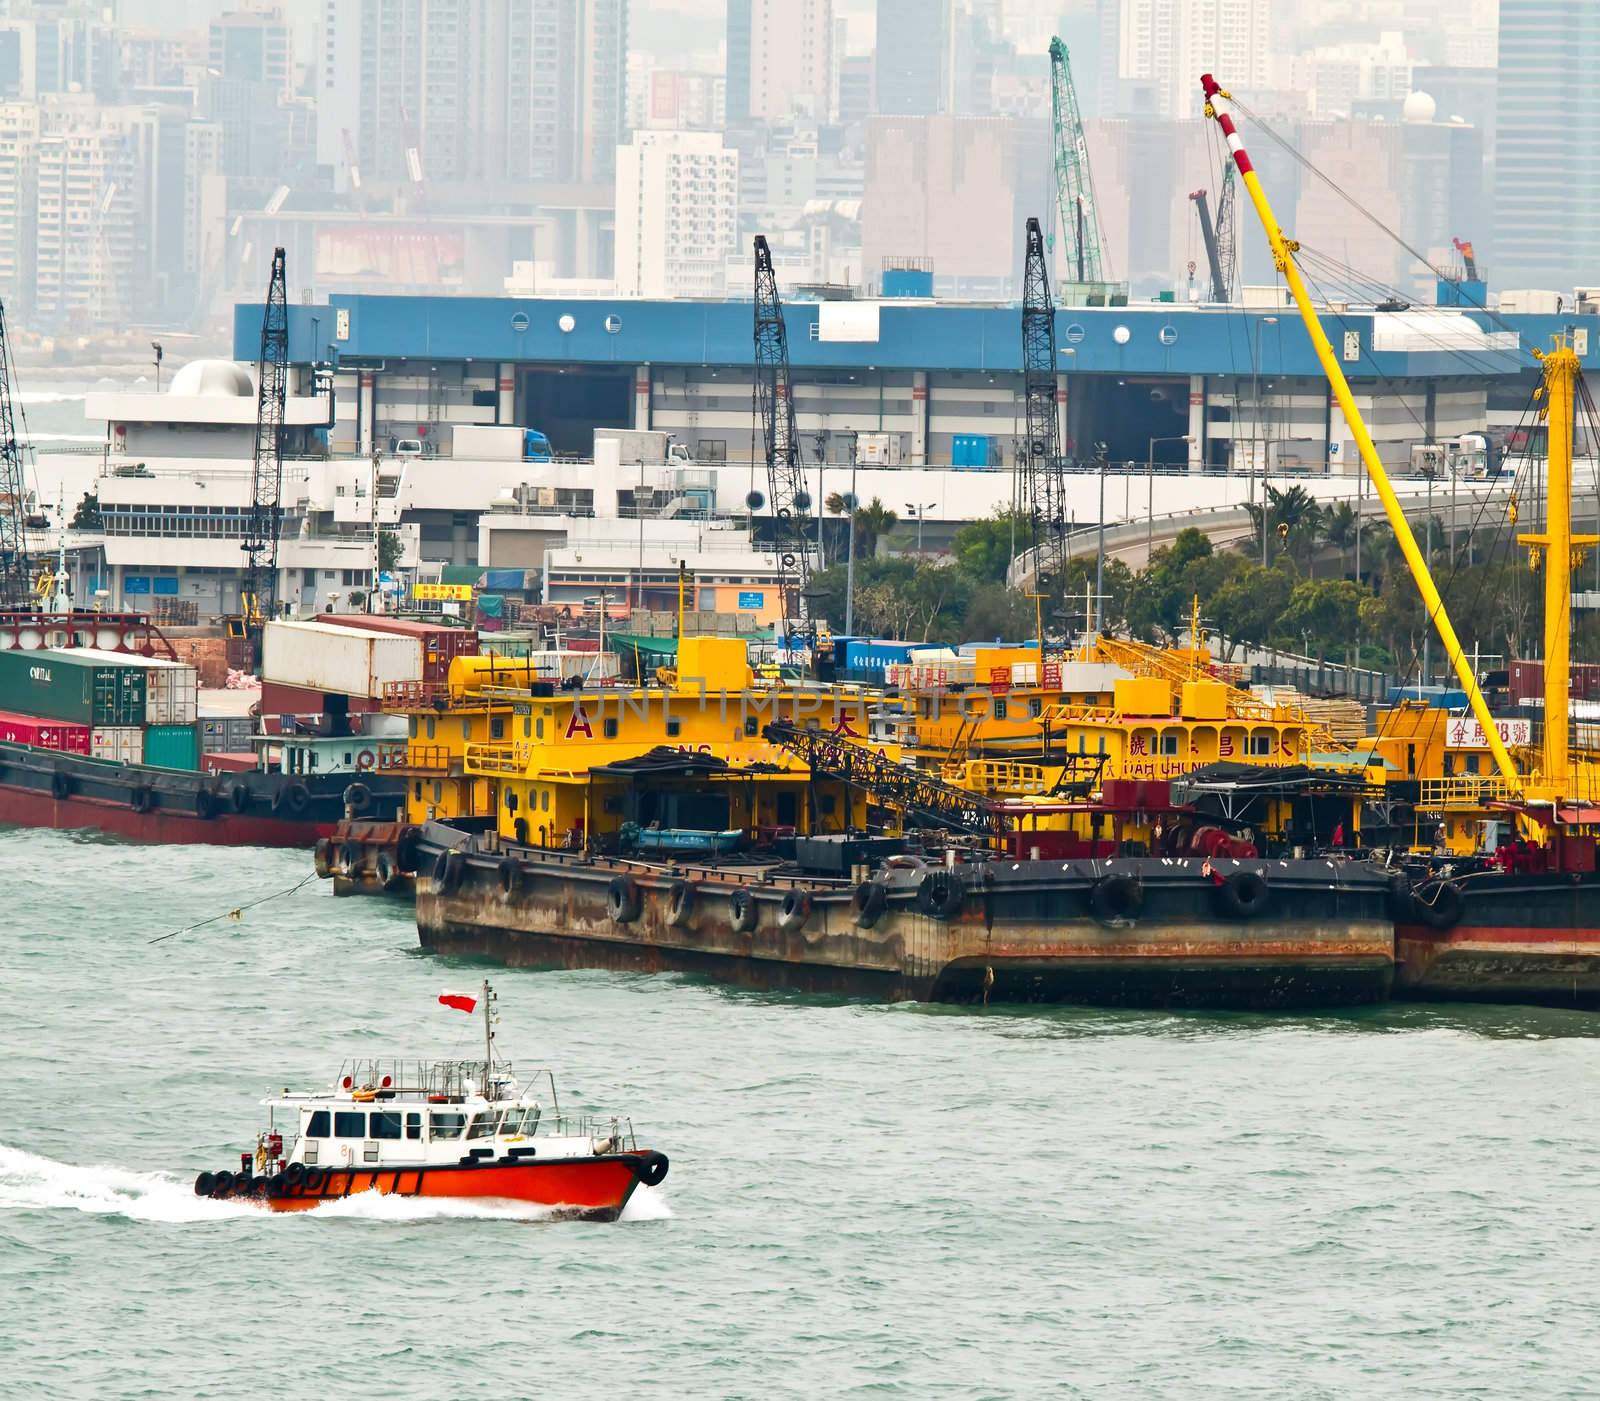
(630, 1151), (670, 1187)
(1213, 869), (1271, 920)
(211, 1170), (235, 1198)
(667, 878), (696, 927)
(376, 850), (399, 891)
(729, 888), (759, 933)
(778, 889), (812, 932)
(1090, 873), (1144, 922)
(228, 782), (250, 813)
(433, 848), (464, 893)
(1385, 872), (1414, 921)
(273, 782), (311, 817)
(917, 869), (966, 920)
(607, 875), (642, 924)
(129, 785), (155, 814)
(303, 1166), (327, 1194)
(284, 1161), (306, 1188)
(194, 786), (217, 820)
(1414, 879), (1463, 931)
(50, 768), (71, 801)
(265, 1175), (286, 1199)
(342, 781), (372, 816)
(395, 826), (423, 873)
(313, 837), (334, 879)
(852, 879), (888, 928)
(340, 841), (361, 877)
(498, 856), (522, 896)
(193, 1171), (215, 1198)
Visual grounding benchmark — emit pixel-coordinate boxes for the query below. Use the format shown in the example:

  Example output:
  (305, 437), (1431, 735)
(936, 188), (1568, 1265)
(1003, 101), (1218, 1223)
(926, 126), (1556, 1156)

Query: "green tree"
(951, 507), (1029, 584)
(1209, 562), (1296, 654)
(1279, 577), (1365, 659)
(851, 497), (898, 558)
(961, 584), (1040, 643)
(70, 491), (102, 530)
(378, 529), (402, 572)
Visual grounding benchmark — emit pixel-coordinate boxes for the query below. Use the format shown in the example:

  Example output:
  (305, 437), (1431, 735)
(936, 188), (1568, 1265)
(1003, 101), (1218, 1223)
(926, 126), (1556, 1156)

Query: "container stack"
(0, 647), (202, 768)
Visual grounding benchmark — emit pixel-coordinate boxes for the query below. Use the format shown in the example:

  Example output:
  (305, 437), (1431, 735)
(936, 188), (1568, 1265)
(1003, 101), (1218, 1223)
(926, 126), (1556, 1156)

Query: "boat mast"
(482, 978), (494, 1090)
(1199, 73), (1520, 790)
(1518, 342), (1595, 791)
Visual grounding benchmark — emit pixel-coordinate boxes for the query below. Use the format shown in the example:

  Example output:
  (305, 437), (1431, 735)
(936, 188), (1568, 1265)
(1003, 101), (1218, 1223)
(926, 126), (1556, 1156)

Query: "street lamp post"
(843, 433), (859, 636)
(906, 500), (935, 553)
(1146, 434), (1193, 560)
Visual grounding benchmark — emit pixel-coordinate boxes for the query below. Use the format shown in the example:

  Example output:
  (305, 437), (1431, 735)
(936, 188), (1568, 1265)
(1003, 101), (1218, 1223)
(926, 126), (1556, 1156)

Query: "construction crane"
(1047, 37), (1108, 284)
(242, 246), (289, 645)
(752, 235), (812, 645)
(1188, 162), (1237, 302)
(0, 298), (31, 608)
(1452, 237), (1479, 281)
(1020, 216), (1066, 594)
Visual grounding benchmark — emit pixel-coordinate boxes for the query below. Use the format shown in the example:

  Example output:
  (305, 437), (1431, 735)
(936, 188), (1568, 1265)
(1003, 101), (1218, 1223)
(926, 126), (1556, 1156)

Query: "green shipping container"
(0, 649), (147, 727)
(144, 722), (200, 771)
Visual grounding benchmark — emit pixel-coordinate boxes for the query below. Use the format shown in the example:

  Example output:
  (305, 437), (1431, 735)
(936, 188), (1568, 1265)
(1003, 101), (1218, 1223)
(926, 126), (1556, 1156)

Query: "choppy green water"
(4, 827), (1600, 1398)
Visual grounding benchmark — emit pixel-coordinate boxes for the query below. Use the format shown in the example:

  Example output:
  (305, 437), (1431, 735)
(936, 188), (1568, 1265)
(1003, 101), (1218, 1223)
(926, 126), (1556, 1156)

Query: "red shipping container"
(319, 614), (478, 685)
(202, 751), (258, 774)
(259, 681), (379, 733)
(0, 708), (91, 753)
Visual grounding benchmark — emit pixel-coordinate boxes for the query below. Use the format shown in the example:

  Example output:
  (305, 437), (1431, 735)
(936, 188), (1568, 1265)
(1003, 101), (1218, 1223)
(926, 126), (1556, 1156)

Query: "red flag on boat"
(438, 991), (477, 1014)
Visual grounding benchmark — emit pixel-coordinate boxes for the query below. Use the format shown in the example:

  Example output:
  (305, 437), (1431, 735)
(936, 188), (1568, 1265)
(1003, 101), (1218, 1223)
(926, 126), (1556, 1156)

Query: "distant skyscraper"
(726, 0), (751, 124)
(613, 129), (739, 297)
(747, 0), (832, 122)
(1494, 0), (1600, 289)
(875, 0), (951, 115)
(1112, 0), (1271, 119)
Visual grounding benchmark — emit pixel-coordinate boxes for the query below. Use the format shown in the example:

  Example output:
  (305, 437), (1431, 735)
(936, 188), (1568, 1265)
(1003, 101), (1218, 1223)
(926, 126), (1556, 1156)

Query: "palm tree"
(852, 497), (899, 558)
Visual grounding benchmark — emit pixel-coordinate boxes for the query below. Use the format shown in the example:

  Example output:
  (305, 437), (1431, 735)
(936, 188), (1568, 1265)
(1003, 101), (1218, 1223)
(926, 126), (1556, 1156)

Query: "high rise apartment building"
(875, 0), (952, 116)
(1494, 0), (1600, 290)
(33, 118), (138, 326)
(317, 0), (627, 189)
(746, 0), (832, 123)
(613, 129), (738, 298)
(1113, 0), (1271, 119)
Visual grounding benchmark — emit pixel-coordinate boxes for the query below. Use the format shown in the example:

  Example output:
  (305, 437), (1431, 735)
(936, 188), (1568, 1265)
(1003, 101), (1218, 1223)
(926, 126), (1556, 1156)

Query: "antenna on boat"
(482, 978), (496, 1090)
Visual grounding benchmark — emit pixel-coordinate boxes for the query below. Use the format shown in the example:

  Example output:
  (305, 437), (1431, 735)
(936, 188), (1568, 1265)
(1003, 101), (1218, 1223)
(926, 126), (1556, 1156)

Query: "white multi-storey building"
(34, 118), (137, 327)
(1115, 0), (1272, 119)
(748, 0), (833, 123)
(613, 130), (739, 299)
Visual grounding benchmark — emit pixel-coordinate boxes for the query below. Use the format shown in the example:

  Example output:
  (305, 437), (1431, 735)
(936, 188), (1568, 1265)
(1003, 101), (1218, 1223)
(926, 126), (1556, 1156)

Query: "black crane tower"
(244, 247), (289, 629)
(752, 235), (812, 643)
(1020, 217), (1065, 595)
(0, 299), (33, 607)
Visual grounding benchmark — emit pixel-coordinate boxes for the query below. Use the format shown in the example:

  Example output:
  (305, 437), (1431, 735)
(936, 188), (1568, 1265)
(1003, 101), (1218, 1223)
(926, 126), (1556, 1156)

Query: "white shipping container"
(262, 620), (424, 698)
(452, 424), (530, 460)
(67, 648), (199, 725)
(91, 726), (144, 764)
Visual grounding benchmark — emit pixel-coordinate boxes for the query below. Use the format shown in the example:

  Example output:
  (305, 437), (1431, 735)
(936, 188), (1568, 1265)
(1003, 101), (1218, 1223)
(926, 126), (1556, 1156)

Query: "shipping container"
(63, 648), (199, 725)
(91, 726), (144, 764)
(202, 751), (258, 774)
(320, 614), (478, 685)
(843, 639), (918, 671)
(259, 681), (379, 732)
(1509, 659), (1600, 705)
(144, 722), (200, 770)
(261, 620), (423, 698)
(0, 649), (146, 726)
(0, 708), (90, 753)
(199, 714), (255, 753)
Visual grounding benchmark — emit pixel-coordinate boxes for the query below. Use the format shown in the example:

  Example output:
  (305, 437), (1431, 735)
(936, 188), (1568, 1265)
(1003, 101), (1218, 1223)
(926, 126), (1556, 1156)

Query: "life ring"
(129, 785), (155, 814)
(607, 875), (642, 924)
(667, 878), (696, 927)
(193, 1171), (216, 1197)
(50, 768), (71, 801)
(340, 841), (361, 877)
(351, 1086), (378, 1102)
(433, 849), (464, 892)
(1089, 873), (1144, 922)
(630, 1151), (670, 1187)
(498, 856), (522, 896)
(729, 888), (759, 933)
(211, 1170), (235, 1198)
(778, 889), (812, 932)
(917, 870), (966, 920)
(228, 782), (250, 813)
(284, 1161), (306, 1188)
(1414, 879), (1463, 931)
(355, 750), (376, 772)
(313, 838), (334, 879)
(1213, 869), (1271, 920)
(342, 781), (372, 815)
(195, 787), (217, 820)
(852, 879), (888, 928)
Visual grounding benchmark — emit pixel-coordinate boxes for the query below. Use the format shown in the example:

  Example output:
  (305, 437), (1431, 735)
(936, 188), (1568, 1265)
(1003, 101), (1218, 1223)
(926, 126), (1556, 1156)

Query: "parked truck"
(452, 425), (555, 462)
(593, 428), (694, 465)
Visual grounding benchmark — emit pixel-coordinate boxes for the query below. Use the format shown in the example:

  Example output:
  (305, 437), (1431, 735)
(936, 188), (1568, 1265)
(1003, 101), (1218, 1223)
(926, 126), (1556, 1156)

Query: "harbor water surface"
(4, 827), (1599, 1398)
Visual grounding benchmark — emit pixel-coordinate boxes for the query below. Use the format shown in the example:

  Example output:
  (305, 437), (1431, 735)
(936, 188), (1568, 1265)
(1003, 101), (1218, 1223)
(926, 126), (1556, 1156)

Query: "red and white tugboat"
(193, 981), (668, 1219)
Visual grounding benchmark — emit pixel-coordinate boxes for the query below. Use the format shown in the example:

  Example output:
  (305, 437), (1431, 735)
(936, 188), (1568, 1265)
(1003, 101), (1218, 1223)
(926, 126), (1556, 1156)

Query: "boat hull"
(408, 825), (1395, 1009)
(0, 741), (402, 847)
(1395, 874), (1600, 1008)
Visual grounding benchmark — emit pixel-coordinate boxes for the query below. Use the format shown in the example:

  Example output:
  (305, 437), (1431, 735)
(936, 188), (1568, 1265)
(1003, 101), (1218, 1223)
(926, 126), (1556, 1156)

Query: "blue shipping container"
(843, 638), (917, 671)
